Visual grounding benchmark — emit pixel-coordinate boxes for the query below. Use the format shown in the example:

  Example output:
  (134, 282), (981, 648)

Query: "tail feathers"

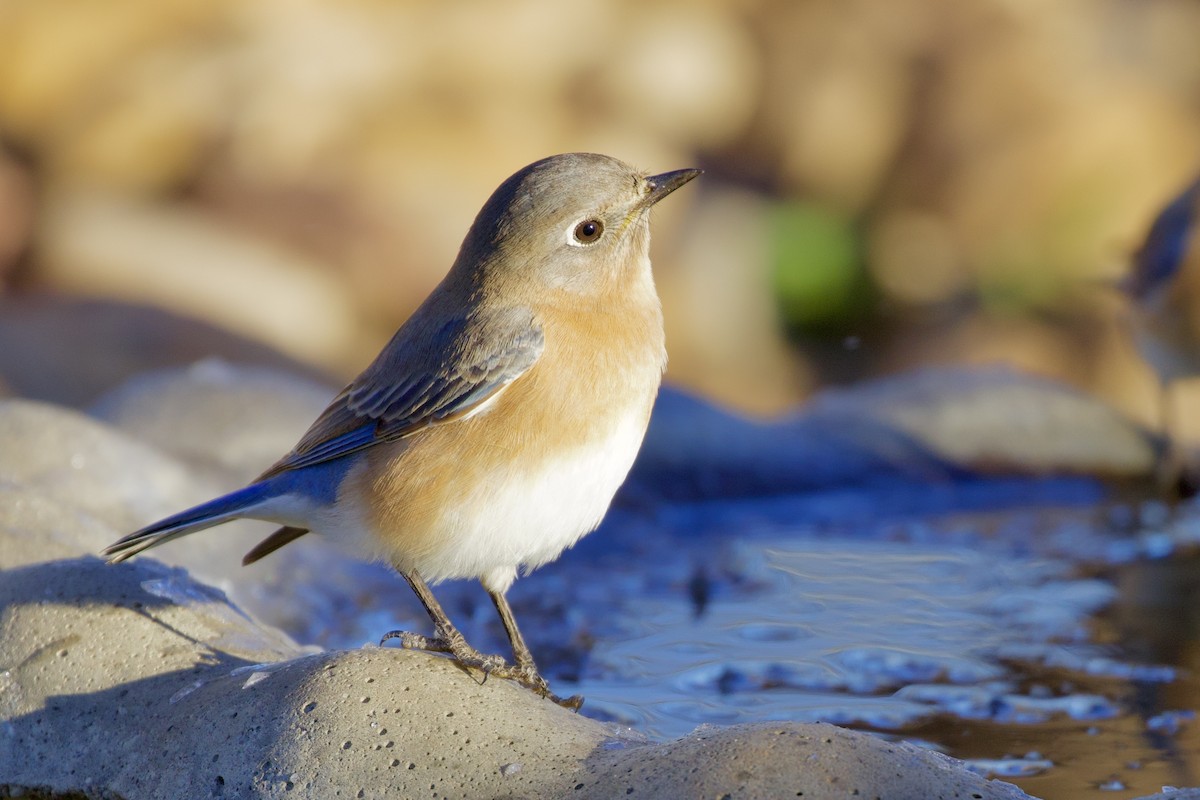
(103, 483), (276, 563)
(242, 525), (310, 566)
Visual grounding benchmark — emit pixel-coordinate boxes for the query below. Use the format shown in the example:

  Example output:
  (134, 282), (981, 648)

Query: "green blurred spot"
(770, 201), (869, 333)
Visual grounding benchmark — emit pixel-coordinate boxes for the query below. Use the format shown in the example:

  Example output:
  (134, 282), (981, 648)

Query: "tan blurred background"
(1, 0), (1199, 431)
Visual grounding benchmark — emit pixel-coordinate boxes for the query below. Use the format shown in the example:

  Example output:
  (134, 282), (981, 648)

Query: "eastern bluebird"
(1124, 175), (1200, 490)
(104, 153), (701, 706)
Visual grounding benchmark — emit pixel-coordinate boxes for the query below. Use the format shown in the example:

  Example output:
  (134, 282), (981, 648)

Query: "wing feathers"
(259, 307), (543, 480)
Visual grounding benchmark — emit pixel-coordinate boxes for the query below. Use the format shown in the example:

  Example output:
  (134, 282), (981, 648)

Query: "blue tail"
(103, 482), (278, 563)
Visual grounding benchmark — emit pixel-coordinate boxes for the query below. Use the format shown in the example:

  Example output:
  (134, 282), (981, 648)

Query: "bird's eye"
(572, 218), (604, 245)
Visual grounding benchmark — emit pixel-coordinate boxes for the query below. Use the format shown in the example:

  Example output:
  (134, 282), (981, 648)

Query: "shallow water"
(234, 484), (1200, 800)
(579, 540), (1116, 732)
(571, 524), (1200, 799)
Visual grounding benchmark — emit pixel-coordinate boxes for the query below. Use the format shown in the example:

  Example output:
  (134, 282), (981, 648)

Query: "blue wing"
(258, 305), (543, 478)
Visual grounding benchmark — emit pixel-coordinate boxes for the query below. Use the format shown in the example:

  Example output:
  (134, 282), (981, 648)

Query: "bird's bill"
(642, 168), (702, 208)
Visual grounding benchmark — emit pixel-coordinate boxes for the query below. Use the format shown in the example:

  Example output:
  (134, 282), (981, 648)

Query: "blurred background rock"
(0, 0), (1198, 432)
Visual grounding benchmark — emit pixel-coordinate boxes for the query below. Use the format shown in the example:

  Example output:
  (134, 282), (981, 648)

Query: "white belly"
(418, 403), (651, 593)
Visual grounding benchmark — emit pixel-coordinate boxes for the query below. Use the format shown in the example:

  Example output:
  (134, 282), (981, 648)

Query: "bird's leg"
(381, 569), (507, 675)
(488, 589), (584, 711)
(379, 570), (582, 708)
(488, 589), (539, 674)
(1155, 380), (1198, 498)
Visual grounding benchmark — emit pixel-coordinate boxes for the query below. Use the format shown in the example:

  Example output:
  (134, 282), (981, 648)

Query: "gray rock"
(0, 395), (398, 648)
(0, 293), (331, 408)
(0, 553), (1034, 799)
(0, 397), (254, 579)
(577, 722), (1036, 799)
(0, 486), (115, 568)
(90, 359), (334, 484)
(0, 398), (208, 538)
(802, 366), (1160, 477)
(632, 365), (1159, 502)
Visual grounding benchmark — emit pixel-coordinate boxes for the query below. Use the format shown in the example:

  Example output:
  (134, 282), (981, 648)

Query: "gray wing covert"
(258, 307), (543, 478)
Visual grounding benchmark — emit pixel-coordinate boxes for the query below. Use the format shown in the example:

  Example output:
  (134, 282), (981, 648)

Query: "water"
(578, 540), (1117, 734)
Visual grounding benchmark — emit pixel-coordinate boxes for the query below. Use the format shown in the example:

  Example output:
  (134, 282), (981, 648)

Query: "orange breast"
(346, 293), (665, 572)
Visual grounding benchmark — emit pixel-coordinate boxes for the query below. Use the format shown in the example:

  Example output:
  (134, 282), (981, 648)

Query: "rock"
(0, 488), (115, 569)
(0, 396), (305, 604)
(90, 358), (334, 483)
(0, 394), (391, 649)
(578, 722), (1034, 800)
(629, 365), (1157, 504)
(0, 398), (210, 538)
(801, 365), (1161, 477)
(0, 292), (333, 408)
(0, 553), (1033, 800)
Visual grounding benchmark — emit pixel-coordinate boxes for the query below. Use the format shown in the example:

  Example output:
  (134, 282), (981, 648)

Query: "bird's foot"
(551, 690), (585, 711)
(492, 661), (584, 711)
(380, 628), (509, 674)
(379, 629), (582, 709)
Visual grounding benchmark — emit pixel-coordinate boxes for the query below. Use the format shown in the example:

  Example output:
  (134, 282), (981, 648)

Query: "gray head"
(452, 153), (700, 296)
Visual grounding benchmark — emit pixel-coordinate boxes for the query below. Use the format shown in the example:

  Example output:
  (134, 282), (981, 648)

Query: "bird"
(1122, 175), (1200, 493)
(103, 153), (701, 707)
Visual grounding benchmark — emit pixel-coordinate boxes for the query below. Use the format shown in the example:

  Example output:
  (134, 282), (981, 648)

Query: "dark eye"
(573, 219), (604, 244)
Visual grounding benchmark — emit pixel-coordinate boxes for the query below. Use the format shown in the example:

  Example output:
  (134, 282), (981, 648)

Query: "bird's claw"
(555, 693), (585, 711)
(380, 628), (508, 674)
(492, 662), (584, 710)
(379, 628), (583, 709)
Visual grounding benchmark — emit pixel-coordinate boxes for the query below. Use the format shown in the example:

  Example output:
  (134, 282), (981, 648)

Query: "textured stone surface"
(0, 554), (1032, 799)
(576, 722), (1031, 800)
(0, 398), (204, 536)
(90, 358), (333, 482)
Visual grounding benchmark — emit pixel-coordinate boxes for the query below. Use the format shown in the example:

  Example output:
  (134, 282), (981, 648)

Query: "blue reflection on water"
(571, 536), (1118, 739)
